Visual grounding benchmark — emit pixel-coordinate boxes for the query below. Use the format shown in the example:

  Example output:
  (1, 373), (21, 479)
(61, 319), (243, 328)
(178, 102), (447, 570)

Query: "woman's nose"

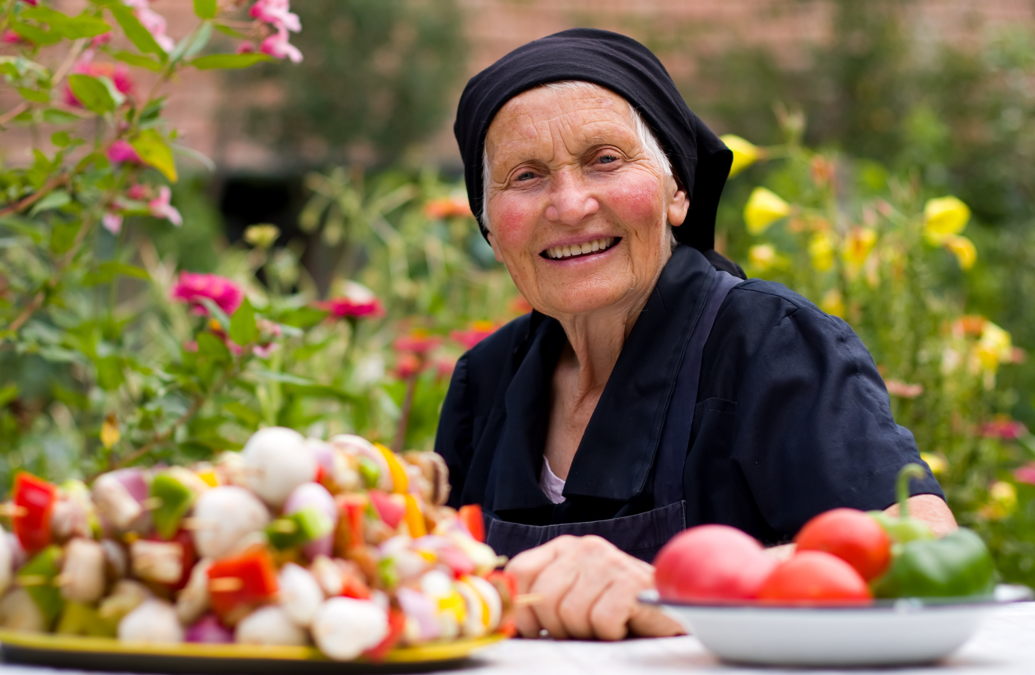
(544, 171), (599, 225)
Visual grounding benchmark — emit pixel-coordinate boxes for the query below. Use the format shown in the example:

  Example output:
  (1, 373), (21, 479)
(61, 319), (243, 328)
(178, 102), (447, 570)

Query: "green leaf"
(183, 22), (213, 60)
(224, 401), (260, 427)
(251, 369), (315, 386)
(29, 190), (71, 217)
(195, 298), (230, 331)
(110, 50), (163, 72)
(50, 131), (71, 147)
(10, 22), (62, 45)
(193, 0), (217, 19)
(280, 306), (329, 329)
(96, 356), (125, 391)
(229, 297), (258, 346)
(68, 74), (116, 114)
(130, 129), (177, 182)
(82, 262), (150, 286)
(108, 4), (166, 58)
(196, 332), (232, 363)
(21, 7), (110, 39)
(212, 24), (247, 39)
(0, 384), (19, 408)
(18, 87), (49, 103)
(191, 53), (272, 70)
(43, 109), (81, 125)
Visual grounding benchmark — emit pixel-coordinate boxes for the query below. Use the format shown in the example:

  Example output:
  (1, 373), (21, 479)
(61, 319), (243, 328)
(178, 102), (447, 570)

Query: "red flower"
(393, 352), (423, 379)
(434, 356), (458, 379)
(393, 330), (441, 356)
(317, 282), (384, 319)
(509, 296), (533, 315)
(63, 54), (135, 108)
(108, 140), (142, 164)
(423, 196), (473, 220)
(171, 272), (244, 317)
(980, 417), (1028, 441)
(450, 321), (497, 351)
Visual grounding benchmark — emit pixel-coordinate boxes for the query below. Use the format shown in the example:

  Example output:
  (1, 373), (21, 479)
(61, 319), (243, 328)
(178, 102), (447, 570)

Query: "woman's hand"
(505, 535), (685, 640)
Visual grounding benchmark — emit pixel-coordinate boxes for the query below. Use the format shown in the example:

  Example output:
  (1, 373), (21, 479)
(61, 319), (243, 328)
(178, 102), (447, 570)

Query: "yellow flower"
(244, 224), (281, 249)
(843, 227), (877, 268)
(981, 481), (1017, 520)
(808, 230), (836, 272)
(944, 234), (977, 270)
(975, 321), (1013, 372)
(744, 187), (791, 235)
(923, 196), (970, 244)
(748, 244), (779, 272)
(721, 134), (761, 178)
(920, 452), (947, 475)
(101, 413), (120, 449)
(820, 288), (845, 318)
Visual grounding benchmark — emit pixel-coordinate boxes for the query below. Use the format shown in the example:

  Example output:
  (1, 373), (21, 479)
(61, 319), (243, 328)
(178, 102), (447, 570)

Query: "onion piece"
(311, 597), (388, 661)
(235, 606), (308, 646)
(118, 599), (183, 644)
(184, 613), (233, 644)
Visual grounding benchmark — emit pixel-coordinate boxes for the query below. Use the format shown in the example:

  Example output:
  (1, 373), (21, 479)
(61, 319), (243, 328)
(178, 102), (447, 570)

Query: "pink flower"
(450, 321), (498, 350)
(884, 379), (924, 399)
(107, 140), (142, 164)
(260, 26), (303, 63)
(126, 184), (149, 200)
(18, 0), (38, 5)
(123, 0), (174, 52)
(393, 331), (441, 356)
(91, 32), (113, 48)
(2, 30), (27, 45)
(237, 42), (256, 54)
(434, 355), (457, 379)
(317, 282), (384, 319)
(393, 352), (424, 380)
(102, 212), (123, 235)
(1014, 463), (1035, 486)
(64, 53), (135, 107)
(148, 186), (182, 226)
(981, 417), (1029, 441)
(250, 0), (301, 32)
(171, 272), (244, 316)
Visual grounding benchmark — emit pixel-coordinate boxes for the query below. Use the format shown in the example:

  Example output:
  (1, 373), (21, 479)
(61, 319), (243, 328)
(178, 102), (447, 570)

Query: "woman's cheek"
(608, 175), (663, 228)
(491, 199), (539, 251)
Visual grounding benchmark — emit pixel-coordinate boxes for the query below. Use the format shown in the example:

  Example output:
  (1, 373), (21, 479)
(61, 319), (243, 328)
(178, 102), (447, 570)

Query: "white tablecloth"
(2, 603), (1033, 674)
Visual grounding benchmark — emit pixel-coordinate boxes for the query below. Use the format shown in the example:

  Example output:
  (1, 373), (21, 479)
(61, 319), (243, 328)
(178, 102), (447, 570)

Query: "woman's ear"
(666, 175), (690, 228)
(486, 231), (505, 263)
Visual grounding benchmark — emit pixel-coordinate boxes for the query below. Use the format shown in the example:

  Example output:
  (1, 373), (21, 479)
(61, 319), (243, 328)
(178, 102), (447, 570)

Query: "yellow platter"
(0, 629), (506, 673)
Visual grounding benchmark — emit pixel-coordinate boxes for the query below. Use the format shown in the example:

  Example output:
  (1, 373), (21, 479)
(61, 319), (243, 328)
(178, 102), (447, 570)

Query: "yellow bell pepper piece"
(374, 442), (409, 494)
(404, 494), (427, 538)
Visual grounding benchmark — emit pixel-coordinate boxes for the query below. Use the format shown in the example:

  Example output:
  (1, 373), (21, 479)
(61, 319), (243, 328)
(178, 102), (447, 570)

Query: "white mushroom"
(176, 558), (212, 626)
(118, 599), (183, 644)
(310, 555), (344, 597)
(0, 525), (11, 595)
(235, 606), (308, 646)
(190, 486), (270, 560)
(101, 539), (128, 582)
(241, 427), (315, 508)
(130, 539), (183, 585)
(0, 587), (46, 632)
(59, 538), (106, 603)
(311, 598), (389, 661)
(329, 434), (391, 490)
(278, 563), (324, 628)
(92, 473), (143, 532)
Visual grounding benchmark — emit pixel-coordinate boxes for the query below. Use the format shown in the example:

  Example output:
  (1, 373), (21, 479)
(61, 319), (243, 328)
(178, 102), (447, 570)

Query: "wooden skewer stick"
(140, 497), (163, 510)
(513, 593), (543, 607)
(209, 577), (244, 592)
(0, 504), (28, 518)
(181, 517), (219, 531)
(17, 575), (52, 587)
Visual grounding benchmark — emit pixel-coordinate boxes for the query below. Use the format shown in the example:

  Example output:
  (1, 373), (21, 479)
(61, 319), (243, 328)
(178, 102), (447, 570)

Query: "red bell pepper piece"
(368, 490), (404, 530)
(458, 504), (485, 542)
(335, 494), (368, 551)
(364, 608), (406, 662)
(12, 472), (58, 554)
(340, 570), (371, 600)
(207, 547), (279, 620)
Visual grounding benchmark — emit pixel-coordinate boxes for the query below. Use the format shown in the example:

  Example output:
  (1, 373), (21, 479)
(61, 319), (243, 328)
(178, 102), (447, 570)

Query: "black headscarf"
(454, 28), (733, 254)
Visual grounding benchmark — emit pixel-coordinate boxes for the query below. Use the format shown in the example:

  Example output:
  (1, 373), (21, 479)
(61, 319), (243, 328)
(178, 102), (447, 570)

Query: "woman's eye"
(598, 154), (619, 165)
(515, 170), (536, 181)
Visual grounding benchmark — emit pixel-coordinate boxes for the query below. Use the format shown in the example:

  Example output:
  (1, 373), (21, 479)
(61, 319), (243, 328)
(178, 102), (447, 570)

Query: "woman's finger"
(506, 537), (569, 638)
(554, 542), (623, 639)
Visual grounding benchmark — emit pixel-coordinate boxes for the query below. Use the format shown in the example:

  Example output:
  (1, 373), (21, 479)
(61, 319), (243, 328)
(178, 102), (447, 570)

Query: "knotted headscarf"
(454, 28), (733, 253)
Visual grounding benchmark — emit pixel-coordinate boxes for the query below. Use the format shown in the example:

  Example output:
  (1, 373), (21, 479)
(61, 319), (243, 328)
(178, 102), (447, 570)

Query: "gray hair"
(480, 80), (674, 233)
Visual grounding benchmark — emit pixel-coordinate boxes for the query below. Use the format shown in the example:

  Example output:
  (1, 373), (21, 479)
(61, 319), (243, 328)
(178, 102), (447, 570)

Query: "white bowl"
(640, 585), (1032, 667)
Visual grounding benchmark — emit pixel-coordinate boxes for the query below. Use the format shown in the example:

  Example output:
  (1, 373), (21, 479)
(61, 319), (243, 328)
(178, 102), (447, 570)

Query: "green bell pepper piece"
(266, 506), (332, 550)
(56, 601), (118, 637)
(17, 545), (65, 626)
(150, 471), (196, 540)
(868, 464), (935, 543)
(872, 528), (996, 598)
(358, 457), (380, 489)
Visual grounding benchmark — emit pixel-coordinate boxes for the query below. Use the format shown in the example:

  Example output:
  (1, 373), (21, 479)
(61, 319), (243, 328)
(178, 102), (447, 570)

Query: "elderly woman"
(436, 29), (956, 640)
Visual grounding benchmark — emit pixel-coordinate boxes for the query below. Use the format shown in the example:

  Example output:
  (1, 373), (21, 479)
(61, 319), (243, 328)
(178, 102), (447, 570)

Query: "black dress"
(434, 245), (943, 557)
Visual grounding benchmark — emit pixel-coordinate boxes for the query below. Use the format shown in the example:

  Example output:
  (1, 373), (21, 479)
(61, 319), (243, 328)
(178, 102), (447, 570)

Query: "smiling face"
(484, 83), (689, 322)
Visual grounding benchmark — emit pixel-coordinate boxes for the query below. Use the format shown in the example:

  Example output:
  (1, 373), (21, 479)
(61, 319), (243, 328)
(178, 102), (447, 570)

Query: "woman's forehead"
(486, 84), (636, 158)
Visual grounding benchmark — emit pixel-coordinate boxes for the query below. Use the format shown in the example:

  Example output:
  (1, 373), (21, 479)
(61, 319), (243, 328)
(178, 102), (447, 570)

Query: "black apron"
(482, 270), (743, 563)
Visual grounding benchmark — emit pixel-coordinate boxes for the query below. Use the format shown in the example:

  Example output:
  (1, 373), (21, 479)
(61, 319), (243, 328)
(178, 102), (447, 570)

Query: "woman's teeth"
(545, 237), (616, 260)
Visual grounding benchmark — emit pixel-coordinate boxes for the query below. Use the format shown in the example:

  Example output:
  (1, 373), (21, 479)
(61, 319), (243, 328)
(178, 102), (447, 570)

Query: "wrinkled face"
(484, 84), (688, 320)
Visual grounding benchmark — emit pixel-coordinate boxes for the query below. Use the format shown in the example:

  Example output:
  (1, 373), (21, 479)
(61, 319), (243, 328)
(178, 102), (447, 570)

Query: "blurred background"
(3, 0), (1035, 582)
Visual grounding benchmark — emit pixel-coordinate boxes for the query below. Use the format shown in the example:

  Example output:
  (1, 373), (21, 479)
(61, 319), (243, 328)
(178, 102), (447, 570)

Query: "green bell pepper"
(868, 464), (935, 544)
(56, 602), (118, 637)
(150, 470), (197, 540)
(17, 545), (65, 626)
(872, 528), (996, 598)
(265, 506), (332, 550)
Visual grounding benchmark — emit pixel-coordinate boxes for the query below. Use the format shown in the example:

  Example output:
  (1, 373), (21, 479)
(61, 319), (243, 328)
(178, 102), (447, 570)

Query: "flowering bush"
(721, 121), (1035, 585)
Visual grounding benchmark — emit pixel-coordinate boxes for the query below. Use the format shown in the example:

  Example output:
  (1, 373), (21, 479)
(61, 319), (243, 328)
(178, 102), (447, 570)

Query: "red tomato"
(758, 551), (872, 603)
(795, 508), (891, 581)
(654, 525), (776, 601)
(458, 504), (485, 542)
(12, 472), (58, 554)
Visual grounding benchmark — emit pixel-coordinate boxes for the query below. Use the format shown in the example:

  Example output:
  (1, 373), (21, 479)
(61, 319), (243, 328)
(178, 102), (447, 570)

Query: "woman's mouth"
(542, 237), (620, 260)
